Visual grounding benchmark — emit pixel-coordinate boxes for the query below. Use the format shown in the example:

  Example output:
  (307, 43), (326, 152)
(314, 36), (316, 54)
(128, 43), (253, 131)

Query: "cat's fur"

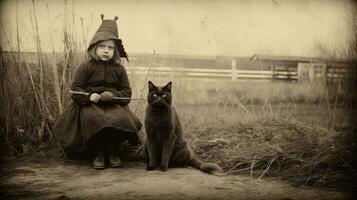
(144, 81), (223, 175)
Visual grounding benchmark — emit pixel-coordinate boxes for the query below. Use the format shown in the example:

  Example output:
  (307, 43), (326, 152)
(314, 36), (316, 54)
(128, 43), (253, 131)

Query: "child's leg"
(105, 129), (124, 167)
(87, 129), (111, 169)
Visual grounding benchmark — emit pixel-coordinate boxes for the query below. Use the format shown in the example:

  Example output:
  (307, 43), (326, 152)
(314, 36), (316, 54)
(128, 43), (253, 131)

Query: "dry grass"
(179, 103), (355, 188)
(124, 75), (356, 188)
(0, 2), (356, 189)
(1, 49), (356, 188)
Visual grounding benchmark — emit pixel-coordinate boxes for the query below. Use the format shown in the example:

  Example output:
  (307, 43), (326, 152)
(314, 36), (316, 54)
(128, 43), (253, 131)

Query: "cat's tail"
(187, 158), (224, 175)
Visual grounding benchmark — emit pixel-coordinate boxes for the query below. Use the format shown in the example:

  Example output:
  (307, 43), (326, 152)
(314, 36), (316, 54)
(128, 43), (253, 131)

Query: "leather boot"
(93, 151), (105, 170)
(108, 148), (122, 168)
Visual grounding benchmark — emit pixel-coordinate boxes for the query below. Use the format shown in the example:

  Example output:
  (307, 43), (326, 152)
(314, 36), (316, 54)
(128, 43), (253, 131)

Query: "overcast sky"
(0, 0), (355, 57)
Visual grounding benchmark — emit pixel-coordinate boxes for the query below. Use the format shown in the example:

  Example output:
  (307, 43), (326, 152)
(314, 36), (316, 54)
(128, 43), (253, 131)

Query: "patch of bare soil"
(0, 154), (352, 200)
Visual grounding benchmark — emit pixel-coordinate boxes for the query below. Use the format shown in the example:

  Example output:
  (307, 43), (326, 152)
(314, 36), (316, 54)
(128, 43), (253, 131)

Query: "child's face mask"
(95, 40), (115, 61)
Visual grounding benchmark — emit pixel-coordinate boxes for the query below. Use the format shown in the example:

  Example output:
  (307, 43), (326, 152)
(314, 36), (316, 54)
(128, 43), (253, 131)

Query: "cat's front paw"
(146, 166), (156, 171)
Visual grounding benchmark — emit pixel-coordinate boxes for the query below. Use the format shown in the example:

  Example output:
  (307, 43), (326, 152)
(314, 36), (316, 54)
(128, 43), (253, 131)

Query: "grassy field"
(0, 1), (356, 193)
(179, 103), (354, 187)
(130, 78), (356, 189)
(1, 17), (356, 188)
(0, 51), (356, 190)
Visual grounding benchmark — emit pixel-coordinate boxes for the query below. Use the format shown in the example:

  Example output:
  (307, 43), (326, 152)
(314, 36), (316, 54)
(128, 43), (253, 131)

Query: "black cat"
(144, 81), (223, 174)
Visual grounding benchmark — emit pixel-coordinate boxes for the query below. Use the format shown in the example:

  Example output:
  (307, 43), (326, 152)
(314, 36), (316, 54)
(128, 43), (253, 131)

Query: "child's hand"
(100, 91), (114, 102)
(89, 93), (101, 103)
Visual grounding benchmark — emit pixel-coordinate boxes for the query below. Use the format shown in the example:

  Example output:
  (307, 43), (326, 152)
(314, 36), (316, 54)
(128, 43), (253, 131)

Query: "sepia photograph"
(0, 0), (356, 199)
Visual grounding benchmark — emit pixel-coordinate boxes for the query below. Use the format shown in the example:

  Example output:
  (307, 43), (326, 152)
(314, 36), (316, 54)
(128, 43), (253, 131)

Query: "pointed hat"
(88, 14), (128, 61)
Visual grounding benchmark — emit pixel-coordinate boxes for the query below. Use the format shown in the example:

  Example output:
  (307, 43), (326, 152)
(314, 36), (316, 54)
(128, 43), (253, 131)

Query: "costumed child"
(54, 14), (143, 170)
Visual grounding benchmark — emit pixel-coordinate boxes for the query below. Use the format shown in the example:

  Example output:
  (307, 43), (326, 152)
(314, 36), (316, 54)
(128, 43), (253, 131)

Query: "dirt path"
(0, 156), (351, 200)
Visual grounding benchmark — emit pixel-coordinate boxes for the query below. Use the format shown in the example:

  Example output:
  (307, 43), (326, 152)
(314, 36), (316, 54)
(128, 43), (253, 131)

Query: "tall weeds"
(0, 0), (355, 188)
(0, 0), (85, 154)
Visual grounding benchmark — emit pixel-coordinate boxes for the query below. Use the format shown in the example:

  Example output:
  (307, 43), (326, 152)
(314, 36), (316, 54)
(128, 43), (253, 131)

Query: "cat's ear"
(164, 81), (172, 92)
(148, 81), (156, 92)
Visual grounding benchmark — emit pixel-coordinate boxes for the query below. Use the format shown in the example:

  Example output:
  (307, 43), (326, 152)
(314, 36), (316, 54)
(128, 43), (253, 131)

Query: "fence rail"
(127, 63), (352, 82)
(127, 66), (299, 81)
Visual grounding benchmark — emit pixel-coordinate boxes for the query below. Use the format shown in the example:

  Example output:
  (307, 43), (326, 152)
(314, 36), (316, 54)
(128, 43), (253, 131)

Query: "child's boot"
(108, 147), (122, 168)
(93, 150), (105, 170)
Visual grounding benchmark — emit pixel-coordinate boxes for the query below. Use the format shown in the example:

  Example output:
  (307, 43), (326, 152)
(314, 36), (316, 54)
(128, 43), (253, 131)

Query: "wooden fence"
(127, 66), (298, 81)
(2, 51), (353, 82)
(298, 62), (354, 82)
(127, 62), (352, 82)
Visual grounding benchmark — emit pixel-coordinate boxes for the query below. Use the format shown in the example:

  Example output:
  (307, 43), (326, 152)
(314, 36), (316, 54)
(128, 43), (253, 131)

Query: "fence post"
(297, 63), (310, 82)
(309, 63), (315, 82)
(321, 64), (327, 82)
(231, 59), (237, 81)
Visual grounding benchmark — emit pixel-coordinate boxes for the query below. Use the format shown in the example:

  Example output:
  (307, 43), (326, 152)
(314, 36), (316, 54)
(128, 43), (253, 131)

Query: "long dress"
(54, 59), (142, 156)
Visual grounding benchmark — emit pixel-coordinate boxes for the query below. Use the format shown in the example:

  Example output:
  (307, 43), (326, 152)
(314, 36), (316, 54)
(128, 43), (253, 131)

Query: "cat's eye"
(153, 94), (158, 97)
(162, 94), (167, 98)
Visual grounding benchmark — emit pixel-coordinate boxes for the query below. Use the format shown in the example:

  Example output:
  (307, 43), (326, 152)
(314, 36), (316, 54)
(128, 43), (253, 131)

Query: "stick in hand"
(69, 90), (146, 100)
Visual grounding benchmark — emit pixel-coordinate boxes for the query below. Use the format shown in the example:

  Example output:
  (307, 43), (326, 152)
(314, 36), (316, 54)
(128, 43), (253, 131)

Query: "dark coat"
(54, 59), (142, 153)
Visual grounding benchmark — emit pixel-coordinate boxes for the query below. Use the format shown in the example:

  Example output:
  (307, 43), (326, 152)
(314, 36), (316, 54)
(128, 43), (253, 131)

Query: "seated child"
(54, 15), (143, 169)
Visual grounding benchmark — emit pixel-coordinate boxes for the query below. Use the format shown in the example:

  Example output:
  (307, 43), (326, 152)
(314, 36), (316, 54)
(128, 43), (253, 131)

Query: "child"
(54, 15), (143, 169)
